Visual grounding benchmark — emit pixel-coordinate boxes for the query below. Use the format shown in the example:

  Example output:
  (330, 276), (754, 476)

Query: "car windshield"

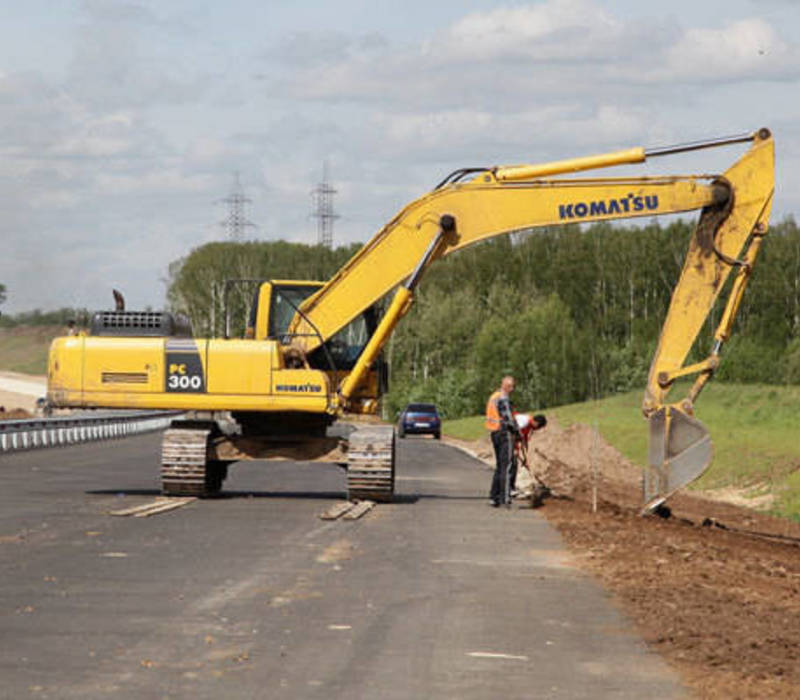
(406, 404), (437, 415)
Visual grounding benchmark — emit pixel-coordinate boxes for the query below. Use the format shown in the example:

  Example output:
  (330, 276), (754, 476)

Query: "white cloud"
(265, 3), (799, 114)
(186, 138), (229, 163)
(375, 110), (494, 149)
(434, 0), (623, 61)
(66, 1), (208, 111)
(55, 113), (137, 158)
(94, 169), (213, 195)
(666, 18), (799, 81)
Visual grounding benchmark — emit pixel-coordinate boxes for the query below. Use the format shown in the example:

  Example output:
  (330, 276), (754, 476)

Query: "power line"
(311, 161), (339, 248)
(219, 172), (256, 241)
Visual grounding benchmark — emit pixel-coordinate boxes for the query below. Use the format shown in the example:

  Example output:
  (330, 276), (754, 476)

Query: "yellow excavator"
(47, 128), (774, 512)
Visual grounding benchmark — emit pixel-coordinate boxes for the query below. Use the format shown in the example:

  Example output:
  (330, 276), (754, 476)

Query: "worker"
(512, 412), (547, 498)
(486, 375), (519, 507)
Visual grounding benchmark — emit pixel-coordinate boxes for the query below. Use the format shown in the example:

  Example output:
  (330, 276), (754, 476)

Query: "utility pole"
(219, 172), (256, 241)
(311, 161), (339, 248)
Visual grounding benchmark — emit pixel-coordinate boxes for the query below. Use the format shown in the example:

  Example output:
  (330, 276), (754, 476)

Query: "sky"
(1, 0), (799, 313)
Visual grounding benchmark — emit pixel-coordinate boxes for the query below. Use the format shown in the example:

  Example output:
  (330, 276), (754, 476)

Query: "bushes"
(473, 294), (588, 408)
(781, 338), (800, 384)
(0, 307), (90, 329)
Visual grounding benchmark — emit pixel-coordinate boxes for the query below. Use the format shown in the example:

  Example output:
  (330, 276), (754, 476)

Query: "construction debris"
(109, 497), (196, 518)
(319, 501), (356, 520)
(342, 500), (375, 520)
(318, 500), (375, 521)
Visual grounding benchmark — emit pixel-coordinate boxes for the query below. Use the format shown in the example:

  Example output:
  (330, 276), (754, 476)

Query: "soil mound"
(528, 421), (800, 699)
(0, 408), (33, 420)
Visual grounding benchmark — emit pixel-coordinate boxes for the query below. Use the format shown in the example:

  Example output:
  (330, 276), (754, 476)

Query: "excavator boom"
(290, 128), (774, 509)
(290, 131), (771, 352)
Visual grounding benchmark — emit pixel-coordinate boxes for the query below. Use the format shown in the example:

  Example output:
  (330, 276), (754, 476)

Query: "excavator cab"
(246, 280), (324, 342)
(245, 279), (386, 411)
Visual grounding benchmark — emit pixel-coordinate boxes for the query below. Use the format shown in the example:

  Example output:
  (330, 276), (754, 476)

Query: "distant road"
(0, 371), (46, 411)
(0, 433), (688, 699)
(0, 371), (46, 396)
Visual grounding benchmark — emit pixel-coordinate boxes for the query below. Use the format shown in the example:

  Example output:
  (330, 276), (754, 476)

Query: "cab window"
(268, 284), (321, 340)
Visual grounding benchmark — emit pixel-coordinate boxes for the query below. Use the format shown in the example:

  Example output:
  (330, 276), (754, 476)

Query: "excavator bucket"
(642, 406), (713, 513)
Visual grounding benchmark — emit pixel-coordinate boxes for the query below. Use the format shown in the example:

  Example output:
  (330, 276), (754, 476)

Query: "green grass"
(443, 383), (800, 520)
(0, 326), (61, 374)
(442, 415), (488, 441)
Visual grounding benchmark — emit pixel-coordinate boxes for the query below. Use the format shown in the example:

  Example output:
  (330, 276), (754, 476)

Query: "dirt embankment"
(0, 407), (33, 420)
(453, 421), (800, 699)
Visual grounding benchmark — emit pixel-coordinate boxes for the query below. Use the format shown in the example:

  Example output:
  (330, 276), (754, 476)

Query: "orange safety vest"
(485, 390), (504, 432)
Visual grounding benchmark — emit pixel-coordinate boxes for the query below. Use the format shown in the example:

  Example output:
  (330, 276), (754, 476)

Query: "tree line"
(386, 217), (800, 417)
(165, 241), (362, 338)
(162, 217), (800, 418)
(0, 306), (91, 329)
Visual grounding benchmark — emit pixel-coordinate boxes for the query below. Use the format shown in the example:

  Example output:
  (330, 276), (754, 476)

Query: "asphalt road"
(0, 432), (688, 699)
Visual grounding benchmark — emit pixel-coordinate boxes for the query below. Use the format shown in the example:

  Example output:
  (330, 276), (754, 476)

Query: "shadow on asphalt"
(410, 494), (490, 501)
(87, 489), (421, 504)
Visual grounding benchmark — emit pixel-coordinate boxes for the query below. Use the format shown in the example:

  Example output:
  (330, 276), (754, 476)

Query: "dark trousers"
(490, 430), (514, 504)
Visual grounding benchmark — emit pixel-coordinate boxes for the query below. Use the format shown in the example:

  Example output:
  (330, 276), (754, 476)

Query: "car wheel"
(398, 428), (405, 438)
(434, 431), (441, 440)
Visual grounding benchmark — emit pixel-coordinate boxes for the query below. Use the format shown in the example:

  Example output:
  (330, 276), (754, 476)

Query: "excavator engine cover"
(89, 311), (193, 337)
(643, 406), (713, 513)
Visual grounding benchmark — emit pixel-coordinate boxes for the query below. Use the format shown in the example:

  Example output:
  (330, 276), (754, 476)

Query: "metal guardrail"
(0, 411), (182, 453)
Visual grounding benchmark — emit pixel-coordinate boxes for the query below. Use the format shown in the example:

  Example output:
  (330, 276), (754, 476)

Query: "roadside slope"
(0, 324), (61, 375)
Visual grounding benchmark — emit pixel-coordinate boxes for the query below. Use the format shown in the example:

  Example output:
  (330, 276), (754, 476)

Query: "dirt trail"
(451, 421), (800, 698)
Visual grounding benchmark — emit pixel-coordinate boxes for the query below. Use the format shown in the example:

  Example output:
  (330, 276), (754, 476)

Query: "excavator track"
(346, 426), (395, 502)
(161, 426), (225, 497)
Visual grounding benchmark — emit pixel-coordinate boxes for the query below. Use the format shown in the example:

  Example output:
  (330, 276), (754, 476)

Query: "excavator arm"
(642, 131), (774, 511)
(290, 128), (774, 510)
